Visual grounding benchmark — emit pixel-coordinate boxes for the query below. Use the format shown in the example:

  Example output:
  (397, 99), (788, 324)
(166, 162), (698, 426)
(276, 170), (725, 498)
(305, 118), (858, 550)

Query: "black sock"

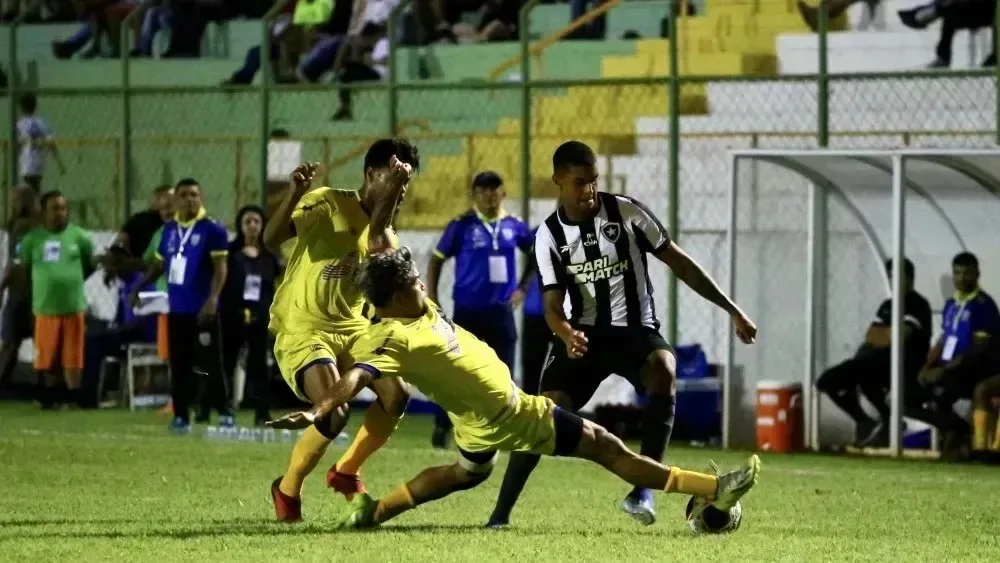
(487, 453), (541, 524)
(639, 393), (676, 461)
(826, 389), (874, 424)
(432, 404), (452, 431)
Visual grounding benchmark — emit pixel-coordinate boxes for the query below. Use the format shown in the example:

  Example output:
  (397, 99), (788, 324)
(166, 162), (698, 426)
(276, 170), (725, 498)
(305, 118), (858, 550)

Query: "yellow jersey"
(351, 303), (557, 454)
(268, 187), (396, 335)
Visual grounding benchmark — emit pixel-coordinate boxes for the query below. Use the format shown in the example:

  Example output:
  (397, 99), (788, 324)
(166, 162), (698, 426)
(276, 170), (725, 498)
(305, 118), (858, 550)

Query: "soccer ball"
(684, 496), (743, 535)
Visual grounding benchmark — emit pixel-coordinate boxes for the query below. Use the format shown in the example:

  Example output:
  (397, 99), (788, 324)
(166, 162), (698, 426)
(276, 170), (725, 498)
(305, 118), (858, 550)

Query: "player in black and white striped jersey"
(486, 140), (758, 529)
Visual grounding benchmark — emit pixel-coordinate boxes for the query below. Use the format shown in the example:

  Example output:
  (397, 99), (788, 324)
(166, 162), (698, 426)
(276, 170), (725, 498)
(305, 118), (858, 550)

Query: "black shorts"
(539, 325), (673, 409)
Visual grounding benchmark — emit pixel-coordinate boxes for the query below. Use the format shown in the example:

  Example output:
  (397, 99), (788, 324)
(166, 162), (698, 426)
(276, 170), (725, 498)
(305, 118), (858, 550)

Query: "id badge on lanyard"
(941, 301), (969, 362)
(481, 219), (508, 284)
(168, 224), (197, 286)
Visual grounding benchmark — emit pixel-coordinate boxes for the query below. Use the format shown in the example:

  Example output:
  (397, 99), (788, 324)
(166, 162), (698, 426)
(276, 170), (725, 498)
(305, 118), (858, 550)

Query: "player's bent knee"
(455, 449), (496, 490)
(312, 404), (349, 441)
(371, 378), (410, 417)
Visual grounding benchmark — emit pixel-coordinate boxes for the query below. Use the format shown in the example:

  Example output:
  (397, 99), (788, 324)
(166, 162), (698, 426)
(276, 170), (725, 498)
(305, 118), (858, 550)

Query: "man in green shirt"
(17, 191), (94, 408)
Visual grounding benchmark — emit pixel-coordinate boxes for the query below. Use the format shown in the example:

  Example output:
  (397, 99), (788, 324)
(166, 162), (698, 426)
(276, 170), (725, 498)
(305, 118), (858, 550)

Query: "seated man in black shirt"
(815, 259), (932, 447)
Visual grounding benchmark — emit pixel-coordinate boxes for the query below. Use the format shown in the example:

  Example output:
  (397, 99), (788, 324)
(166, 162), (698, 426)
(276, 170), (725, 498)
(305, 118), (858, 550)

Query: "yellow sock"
(279, 426), (332, 497)
(336, 403), (402, 475)
(991, 419), (1000, 451)
(972, 408), (990, 451)
(665, 467), (718, 497)
(374, 483), (416, 525)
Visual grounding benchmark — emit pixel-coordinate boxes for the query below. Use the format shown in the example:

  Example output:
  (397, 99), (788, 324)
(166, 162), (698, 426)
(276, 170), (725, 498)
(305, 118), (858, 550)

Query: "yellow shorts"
(273, 330), (362, 402)
(452, 391), (560, 457)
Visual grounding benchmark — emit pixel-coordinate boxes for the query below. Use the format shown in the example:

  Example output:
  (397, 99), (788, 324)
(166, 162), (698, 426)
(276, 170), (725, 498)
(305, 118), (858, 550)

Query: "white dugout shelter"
(723, 149), (1000, 457)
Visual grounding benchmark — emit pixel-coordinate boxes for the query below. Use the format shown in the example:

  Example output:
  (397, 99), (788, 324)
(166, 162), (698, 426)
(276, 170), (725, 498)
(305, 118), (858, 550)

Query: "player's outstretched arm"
(263, 162), (319, 252)
(367, 156), (412, 253)
(655, 242), (757, 344)
(267, 366), (374, 430)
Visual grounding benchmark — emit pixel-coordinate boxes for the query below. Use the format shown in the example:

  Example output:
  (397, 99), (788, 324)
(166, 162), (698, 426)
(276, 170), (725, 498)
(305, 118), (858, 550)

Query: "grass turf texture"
(2, 403), (999, 561)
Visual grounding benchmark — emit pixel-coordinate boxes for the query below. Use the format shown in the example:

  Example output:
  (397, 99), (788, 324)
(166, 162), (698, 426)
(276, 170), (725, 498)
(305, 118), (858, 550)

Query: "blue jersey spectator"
(918, 252), (1000, 457)
(134, 178), (234, 433)
(425, 171), (535, 448)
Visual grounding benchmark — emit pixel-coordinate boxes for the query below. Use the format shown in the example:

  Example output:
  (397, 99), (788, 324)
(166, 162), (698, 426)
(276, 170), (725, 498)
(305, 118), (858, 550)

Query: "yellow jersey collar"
(176, 207), (207, 228)
(954, 287), (981, 304)
(475, 208), (507, 224)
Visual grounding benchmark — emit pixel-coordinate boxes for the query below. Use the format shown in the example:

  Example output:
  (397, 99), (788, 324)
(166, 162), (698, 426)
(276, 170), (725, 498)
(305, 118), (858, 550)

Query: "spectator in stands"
(898, 0), (997, 68)
(918, 252), (1000, 457)
(17, 94), (65, 193)
(0, 187), (39, 394)
(520, 240), (547, 395)
(331, 23), (389, 120)
(814, 259), (932, 447)
(130, 1), (172, 57)
(18, 191), (95, 409)
(425, 171), (534, 447)
(131, 178), (234, 432)
(222, 0), (297, 85)
(50, 1), (138, 59)
(412, 0), (519, 44)
(220, 205), (281, 426)
(296, 0), (393, 83)
(163, 0), (265, 58)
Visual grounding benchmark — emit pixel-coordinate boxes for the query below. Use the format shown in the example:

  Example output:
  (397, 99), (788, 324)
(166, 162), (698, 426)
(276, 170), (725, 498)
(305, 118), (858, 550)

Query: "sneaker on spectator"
(926, 58), (950, 69)
(898, 5), (939, 30)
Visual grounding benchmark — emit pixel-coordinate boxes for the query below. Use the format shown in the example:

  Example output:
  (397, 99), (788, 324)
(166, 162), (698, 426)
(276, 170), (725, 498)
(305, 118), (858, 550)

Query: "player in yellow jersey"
(268, 248), (761, 529)
(263, 138), (419, 522)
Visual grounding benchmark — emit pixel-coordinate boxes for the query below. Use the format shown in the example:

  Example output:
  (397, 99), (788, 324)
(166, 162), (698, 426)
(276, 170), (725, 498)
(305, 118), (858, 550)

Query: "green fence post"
(260, 1), (293, 207)
(817, 2), (829, 147)
(120, 8), (143, 220)
(387, 0), (415, 135)
(666, 1), (680, 347)
(520, 0), (543, 226)
(7, 13), (26, 204)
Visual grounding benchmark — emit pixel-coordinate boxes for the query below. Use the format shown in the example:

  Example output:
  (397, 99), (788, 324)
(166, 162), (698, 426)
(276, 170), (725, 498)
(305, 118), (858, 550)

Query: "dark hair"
(953, 252), (979, 268)
(176, 178), (200, 190)
(19, 93), (37, 114)
(230, 205), (267, 251)
(552, 140), (596, 173)
(357, 247), (420, 308)
(364, 138), (420, 173)
(472, 171), (503, 190)
(153, 184), (173, 195)
(885, 258), (914, 280)
(40, 190), (63, 209)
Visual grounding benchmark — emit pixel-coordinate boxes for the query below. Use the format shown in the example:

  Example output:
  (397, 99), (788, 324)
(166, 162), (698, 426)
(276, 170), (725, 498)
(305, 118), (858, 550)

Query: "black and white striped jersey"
(534, 192), (671, 329)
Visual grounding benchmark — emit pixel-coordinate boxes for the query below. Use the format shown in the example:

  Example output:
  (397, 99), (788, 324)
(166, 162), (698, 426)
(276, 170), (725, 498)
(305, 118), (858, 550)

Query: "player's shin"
(374, 463), (489, 525)
(336, 399), (402, 476)
(639, 393), (676, 462)
(279, 407), (349, 498)
(487, 453), (541, 525)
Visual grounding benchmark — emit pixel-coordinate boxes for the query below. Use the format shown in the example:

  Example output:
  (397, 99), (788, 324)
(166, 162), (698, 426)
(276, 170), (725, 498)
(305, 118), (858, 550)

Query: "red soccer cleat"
(326, 465), (367, 500)
(271, 477), (302, 522)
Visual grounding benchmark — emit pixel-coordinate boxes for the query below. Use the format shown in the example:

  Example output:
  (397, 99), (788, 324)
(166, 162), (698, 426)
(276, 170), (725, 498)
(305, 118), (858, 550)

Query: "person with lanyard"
(220, 205), (282, 427)
(918, 252), (1000, 459)
(132, 178), (233, 433)
(519, 234), (548, 396)
(0, 187), (39, 395)
(425, 171), (534, 448)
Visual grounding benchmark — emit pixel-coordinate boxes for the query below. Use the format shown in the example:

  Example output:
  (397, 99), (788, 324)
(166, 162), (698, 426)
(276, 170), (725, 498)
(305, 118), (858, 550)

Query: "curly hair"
(357, 247), (420, 307)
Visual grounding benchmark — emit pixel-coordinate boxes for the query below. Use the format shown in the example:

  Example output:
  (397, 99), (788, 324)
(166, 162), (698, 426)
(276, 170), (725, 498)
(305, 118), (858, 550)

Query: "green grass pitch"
(2, 403), (999, 561)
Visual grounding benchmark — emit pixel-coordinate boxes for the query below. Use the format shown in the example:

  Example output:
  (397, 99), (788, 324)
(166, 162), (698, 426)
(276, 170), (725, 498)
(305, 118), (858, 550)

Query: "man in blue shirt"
(918, 252), (1000, 459)
(426, 171), (534, 447)
(132, 178), (234, 433)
